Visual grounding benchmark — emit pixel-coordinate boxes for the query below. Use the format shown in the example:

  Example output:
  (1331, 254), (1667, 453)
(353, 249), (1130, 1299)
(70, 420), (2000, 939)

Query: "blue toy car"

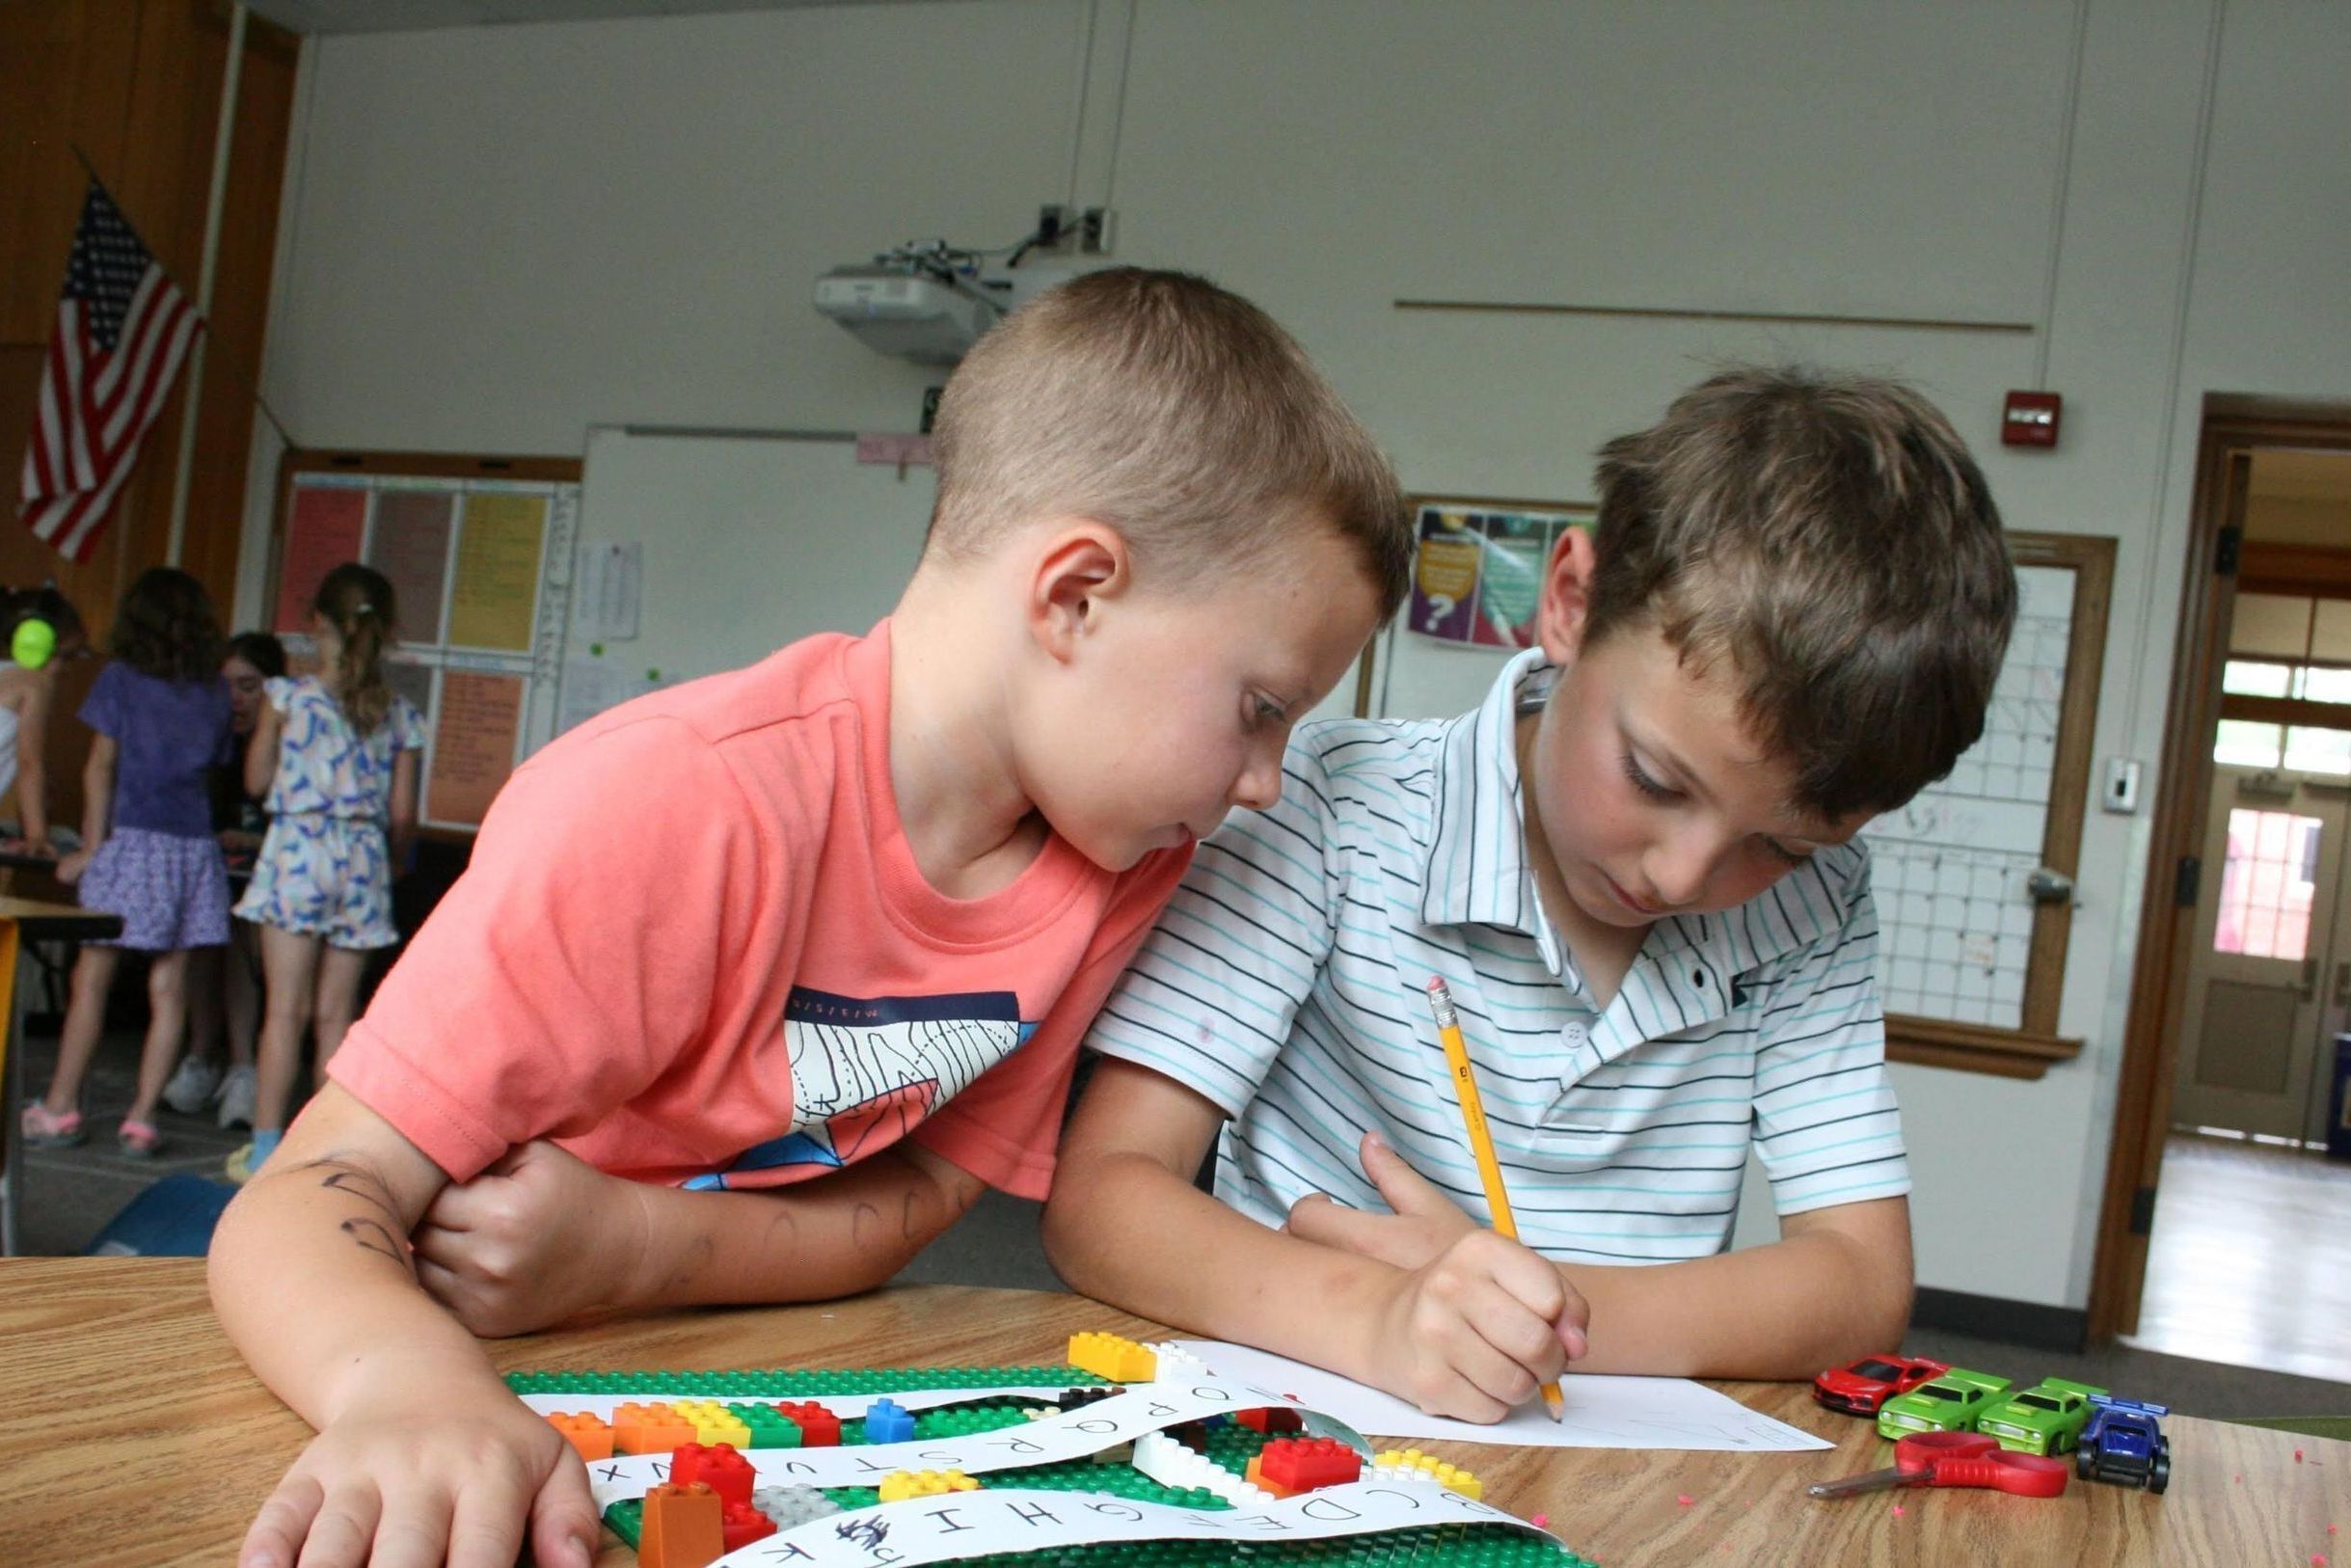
(2077, 1393), (2171, 1494)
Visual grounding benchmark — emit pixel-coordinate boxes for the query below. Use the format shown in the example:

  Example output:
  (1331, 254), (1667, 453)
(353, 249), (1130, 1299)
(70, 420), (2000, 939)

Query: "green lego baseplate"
(512, 1365), (1599, 1567)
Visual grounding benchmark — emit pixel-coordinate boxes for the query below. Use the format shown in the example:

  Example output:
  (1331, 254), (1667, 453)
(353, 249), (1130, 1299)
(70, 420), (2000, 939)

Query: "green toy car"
(1975, 1377), (2109, 1455)
(1876, 1366), (2013, 1441)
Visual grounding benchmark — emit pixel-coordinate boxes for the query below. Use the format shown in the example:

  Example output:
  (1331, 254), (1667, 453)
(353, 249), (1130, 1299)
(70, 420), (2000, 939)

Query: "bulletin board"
(265, 451), (582, 833)
(1355, 518), (2114, 1080)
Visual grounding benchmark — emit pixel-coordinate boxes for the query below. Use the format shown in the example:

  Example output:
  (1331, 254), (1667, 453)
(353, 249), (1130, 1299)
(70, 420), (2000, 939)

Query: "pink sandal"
(18, 1102), (84, 1147)
(116, 1118), (161, 1158)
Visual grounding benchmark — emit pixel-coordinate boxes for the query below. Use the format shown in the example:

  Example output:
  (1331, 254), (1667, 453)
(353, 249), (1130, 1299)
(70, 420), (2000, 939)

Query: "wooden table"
(0, 1259), (2343, 1565)
(0, 895), (124, 1254)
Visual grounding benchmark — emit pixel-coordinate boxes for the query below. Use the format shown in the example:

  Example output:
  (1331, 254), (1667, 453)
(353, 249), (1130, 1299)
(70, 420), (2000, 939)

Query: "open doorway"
(2092, 407), (2351, 1384)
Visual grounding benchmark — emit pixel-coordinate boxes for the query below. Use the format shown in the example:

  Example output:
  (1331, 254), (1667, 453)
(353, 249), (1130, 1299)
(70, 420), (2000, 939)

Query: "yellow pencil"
(1425, 975), (1566, 1422)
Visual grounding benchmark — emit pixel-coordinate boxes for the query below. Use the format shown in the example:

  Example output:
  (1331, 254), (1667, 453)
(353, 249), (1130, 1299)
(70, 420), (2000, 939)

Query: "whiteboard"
(1356, 561), (2084, 1033)
(564, 427), (936, 718)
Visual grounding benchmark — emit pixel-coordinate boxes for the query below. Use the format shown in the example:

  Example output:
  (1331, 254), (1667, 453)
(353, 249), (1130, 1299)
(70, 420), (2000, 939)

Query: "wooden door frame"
(2087, 394), (2351, 1341)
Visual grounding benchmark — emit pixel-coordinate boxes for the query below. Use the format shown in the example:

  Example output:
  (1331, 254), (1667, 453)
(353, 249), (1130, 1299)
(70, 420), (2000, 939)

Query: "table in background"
(0, 898), (123, 1254)
(0, 1261), (2341, 1566)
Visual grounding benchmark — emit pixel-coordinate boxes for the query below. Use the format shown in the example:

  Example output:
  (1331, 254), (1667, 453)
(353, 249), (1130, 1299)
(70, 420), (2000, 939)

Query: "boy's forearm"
(618, 1148), (987, 1310)
(210, 1153), (503, 1427)
(1043, 1151), (1401, 1387)
(1563, 1226), (1912, 1379)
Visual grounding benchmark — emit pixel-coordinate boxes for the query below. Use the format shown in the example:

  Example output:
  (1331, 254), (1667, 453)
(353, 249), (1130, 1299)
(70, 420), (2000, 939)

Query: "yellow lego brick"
(1067, 1331), (1158, 1383)
(878, 1469), (982, 1502)
(669, 1398), (752, 1448)
(1371, 1448), (1480, 1501)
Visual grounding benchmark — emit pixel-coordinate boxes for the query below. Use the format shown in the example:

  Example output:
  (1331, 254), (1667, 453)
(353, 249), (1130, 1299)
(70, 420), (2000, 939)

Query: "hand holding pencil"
(1427, 975), (1570, 1422)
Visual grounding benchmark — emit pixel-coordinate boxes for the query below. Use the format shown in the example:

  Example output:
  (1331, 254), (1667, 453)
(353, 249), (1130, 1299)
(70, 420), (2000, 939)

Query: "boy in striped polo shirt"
(1045, 367), (2016, 1422)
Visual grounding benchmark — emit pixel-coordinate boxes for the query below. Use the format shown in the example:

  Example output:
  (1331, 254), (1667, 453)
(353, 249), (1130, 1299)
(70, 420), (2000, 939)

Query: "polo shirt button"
(1560, 1021), (1589, 1050)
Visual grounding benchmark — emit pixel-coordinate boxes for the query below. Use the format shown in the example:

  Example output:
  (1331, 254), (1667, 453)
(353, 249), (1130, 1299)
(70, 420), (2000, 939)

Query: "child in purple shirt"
(21, 567), (232, 1156)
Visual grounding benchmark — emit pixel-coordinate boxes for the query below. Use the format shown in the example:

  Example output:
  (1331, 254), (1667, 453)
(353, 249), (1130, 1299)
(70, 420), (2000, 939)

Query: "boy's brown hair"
(926, 268), (1412, 616)
(1586, 366), (2016, 819)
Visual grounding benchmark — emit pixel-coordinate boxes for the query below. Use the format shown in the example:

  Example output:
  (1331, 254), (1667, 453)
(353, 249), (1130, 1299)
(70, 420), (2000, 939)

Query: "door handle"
(2335, 960), (2350, 1008)
(2303, 955), (2320, 1002)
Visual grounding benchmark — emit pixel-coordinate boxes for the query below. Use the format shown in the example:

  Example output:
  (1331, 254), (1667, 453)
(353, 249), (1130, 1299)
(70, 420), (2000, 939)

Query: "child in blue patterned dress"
(21, 568), (233, 1157)
(229, 563), (424, 1182)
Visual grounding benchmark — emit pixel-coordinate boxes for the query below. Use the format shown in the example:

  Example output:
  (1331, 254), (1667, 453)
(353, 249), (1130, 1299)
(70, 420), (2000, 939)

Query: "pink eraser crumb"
(1530, 1513), (1549, 1530)
(2310, 1554), (2326, 1566)
(1892, 1503), (1905, 1517)
(1676, 1494), (1693, 1507)
(2299, 1448), (2307, 1462)
(2331, 1524), (2340, 1534)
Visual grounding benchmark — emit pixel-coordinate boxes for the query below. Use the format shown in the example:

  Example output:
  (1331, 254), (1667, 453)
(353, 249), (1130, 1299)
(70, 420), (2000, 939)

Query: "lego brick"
(1067, 1331), (1158, 1383)
(775, 1398), (840, 1446)
(612, 1401), (696, 1456)
(862, 1397), (915, 1445)
(877, 1469), (982, 1502)
(1257, 1436), (1363, 1494)
(545, 1411), (612, 1462)
(720, 1500), (776, 1552)
(670, 1442), (755, 1510)
(1373, 1447), (1484, 1502)
(1236, 1406), (1306, 1435)
(638, 1482), (724, 1568)
(751, 1484), (844, 1528)
(1133, 1429), (1276, 1508)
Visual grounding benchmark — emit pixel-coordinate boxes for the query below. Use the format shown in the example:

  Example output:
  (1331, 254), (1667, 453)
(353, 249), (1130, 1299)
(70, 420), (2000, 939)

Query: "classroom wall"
(243, 0), (2351, 1311)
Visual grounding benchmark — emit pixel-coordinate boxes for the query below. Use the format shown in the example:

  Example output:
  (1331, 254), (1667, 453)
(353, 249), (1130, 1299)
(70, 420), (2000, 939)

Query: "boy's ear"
(1027, 521), (1132, 663)
(1537, 525), (1600, 665)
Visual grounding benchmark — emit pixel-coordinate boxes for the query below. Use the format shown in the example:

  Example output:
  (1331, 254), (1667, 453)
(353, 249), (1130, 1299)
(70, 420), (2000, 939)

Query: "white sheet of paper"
(1176, 1341), (1832, 1453)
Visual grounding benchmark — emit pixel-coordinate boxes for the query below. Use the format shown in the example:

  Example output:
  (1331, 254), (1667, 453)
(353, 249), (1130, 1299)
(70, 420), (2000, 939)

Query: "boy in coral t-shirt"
(209, 268), (1413, 1568)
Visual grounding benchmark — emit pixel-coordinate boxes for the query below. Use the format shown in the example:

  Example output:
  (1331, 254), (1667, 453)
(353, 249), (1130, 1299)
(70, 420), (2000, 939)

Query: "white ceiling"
(243, 0), (939, 37)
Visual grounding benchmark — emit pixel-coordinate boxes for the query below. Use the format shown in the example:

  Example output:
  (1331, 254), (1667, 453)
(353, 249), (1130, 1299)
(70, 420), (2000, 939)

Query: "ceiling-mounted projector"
(814, 239), (1115, 366)
(813, 263), (1003, 367)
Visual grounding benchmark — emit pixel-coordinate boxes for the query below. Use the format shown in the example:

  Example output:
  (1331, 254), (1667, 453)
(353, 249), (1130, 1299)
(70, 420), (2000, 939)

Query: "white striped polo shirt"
(1083, 648), (1909, 1265)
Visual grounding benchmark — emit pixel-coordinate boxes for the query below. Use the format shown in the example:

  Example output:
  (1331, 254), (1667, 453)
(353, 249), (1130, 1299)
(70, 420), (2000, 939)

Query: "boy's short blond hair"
(1586, 366), (2017, 819)
(926, 268), (1412, 616)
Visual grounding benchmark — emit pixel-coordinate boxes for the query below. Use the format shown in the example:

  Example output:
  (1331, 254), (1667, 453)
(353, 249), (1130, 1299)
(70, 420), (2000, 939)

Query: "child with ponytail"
(229, 563), (424, 1181)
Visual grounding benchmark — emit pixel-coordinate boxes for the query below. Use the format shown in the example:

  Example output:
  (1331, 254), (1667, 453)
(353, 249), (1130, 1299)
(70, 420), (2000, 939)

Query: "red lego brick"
(640, 1482), (724, 1568)
(721, 1500), (777, 1552)
(671, 1442), (756, 1510)
(1257, 1436), (1362, 1494)
(1237, 1406), (1306, 1435)
(775, 1399), (841, 1446)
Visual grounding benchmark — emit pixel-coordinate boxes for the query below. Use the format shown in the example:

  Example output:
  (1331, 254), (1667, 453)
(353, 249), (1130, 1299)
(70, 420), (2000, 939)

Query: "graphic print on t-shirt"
(682, 985), (1034, 1190)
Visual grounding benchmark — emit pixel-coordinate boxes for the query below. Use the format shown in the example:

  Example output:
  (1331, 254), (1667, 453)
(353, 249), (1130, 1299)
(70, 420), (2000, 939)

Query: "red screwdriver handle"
(1930, 1453), (2070, 1498)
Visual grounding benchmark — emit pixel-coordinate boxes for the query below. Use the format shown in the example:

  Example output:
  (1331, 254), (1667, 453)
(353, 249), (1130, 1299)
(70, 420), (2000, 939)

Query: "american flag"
(17, 180), (203, 562)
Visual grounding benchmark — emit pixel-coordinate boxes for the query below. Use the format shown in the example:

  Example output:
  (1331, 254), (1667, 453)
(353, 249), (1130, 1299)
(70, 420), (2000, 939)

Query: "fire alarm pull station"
(2003, 391), (2062, 447)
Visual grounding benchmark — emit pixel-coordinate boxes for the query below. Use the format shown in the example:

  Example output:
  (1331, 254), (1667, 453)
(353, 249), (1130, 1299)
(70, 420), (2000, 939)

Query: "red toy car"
(1812, 1355), (1952, 1417)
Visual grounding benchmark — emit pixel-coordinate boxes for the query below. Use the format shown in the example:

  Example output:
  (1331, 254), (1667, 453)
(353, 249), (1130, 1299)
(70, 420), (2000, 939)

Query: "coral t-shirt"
(330, 621), (1188, 1200)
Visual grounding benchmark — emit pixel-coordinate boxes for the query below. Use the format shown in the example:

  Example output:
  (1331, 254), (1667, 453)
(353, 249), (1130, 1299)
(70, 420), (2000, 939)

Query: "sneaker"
(161, 1055), (223, 1116)
(215, 1065), (257, 1129)
(225, 1141), (260, 1184)
(116, 1118), (162, 1158)
(18, 1101), (83, 1147)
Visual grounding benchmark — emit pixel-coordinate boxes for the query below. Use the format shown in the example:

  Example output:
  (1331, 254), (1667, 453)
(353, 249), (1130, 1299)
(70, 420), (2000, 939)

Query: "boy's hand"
(240, 1365), (598, 1568)
(1287, 1131), (1589, 1421)
(1284, 1130), (1480, 1270)
(414, 1141), (656, 1337)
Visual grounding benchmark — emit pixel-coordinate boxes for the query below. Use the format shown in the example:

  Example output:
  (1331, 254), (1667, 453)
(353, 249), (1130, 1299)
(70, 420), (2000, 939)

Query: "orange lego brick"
(546, 1411), (613, 1462)
(613, 1401), (697, 1455)
(640, 1482), (724, 1568)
